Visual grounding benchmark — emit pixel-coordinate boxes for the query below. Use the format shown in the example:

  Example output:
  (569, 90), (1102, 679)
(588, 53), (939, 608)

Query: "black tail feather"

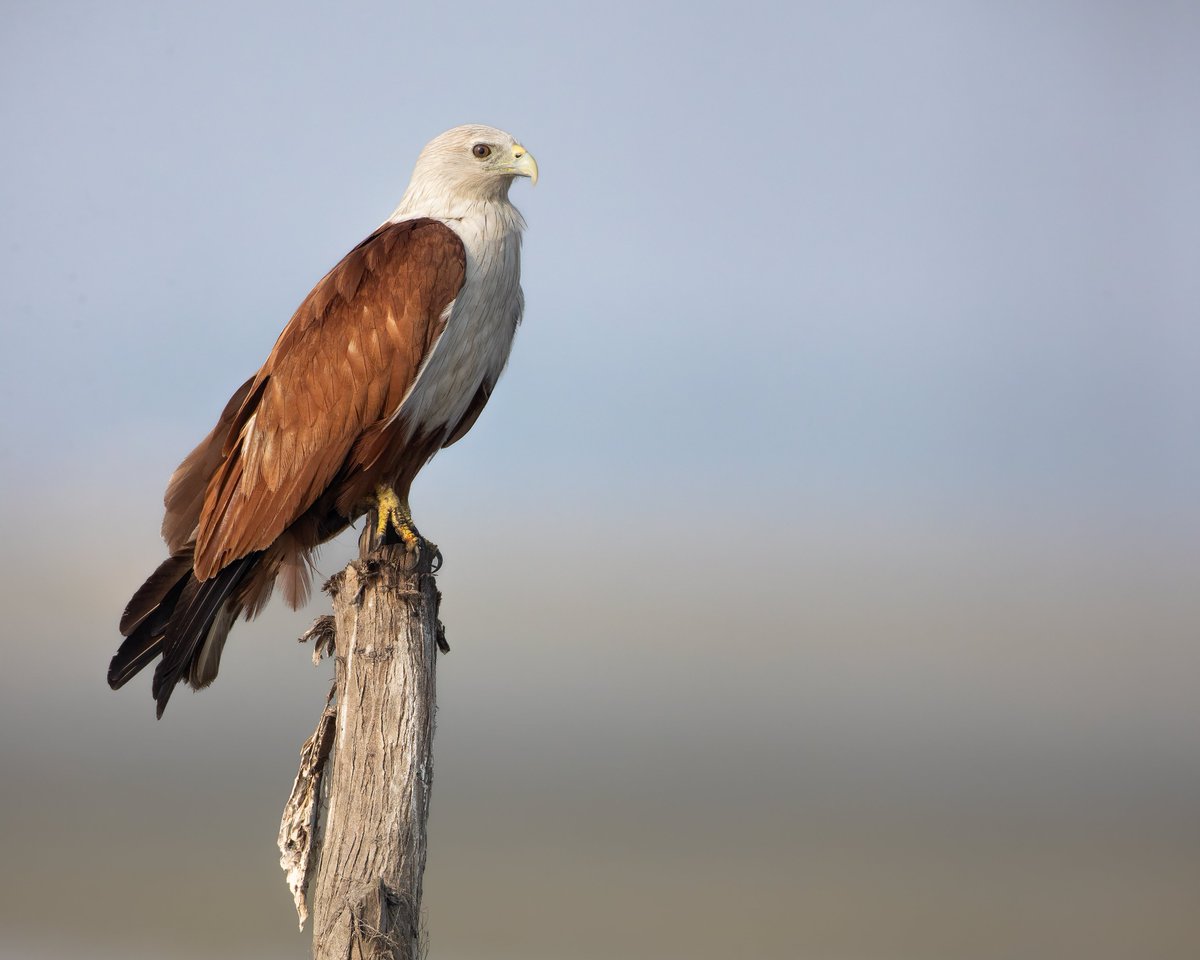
(111, 552), (259, 717)
(109, 563), (191, 690)
(150, 553), (257, 718)
(108, 629), (166, 691)
(119, 552), (194, 636)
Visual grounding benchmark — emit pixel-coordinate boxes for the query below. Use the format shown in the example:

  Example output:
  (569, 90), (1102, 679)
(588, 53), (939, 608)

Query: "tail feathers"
(151, 553), (257, 718)
(108, 627), (167, 691)
(109, 555), (192, 690)
(119, 551), (195, 636)
(188, 603), (238, 690)
(111, 552), (260, 718)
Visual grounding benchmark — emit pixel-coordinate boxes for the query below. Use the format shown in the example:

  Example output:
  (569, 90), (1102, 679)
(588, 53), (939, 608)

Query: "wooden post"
(279, 542), (446, 960)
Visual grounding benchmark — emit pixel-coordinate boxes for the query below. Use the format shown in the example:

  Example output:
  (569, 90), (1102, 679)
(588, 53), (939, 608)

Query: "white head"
(395, 124), (538, 218)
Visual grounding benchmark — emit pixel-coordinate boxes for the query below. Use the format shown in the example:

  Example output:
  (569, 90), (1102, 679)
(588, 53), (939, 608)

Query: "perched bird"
(110, 124), (537, 717)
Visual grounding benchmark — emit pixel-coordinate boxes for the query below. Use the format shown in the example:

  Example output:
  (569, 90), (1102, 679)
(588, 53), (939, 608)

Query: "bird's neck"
(387, 189), (525, 277)
(389, 176), (523, 227)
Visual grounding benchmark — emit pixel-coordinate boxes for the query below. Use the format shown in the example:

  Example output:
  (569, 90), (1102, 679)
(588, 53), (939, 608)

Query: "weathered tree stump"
(279, 543), (445, 959)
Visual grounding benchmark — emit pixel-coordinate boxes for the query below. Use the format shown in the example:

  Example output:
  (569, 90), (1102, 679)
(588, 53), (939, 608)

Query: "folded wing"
(192, 217), (466, 580)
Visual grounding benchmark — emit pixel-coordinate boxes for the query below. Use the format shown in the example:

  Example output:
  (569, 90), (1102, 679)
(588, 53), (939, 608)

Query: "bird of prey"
(109, 124), (537, 717)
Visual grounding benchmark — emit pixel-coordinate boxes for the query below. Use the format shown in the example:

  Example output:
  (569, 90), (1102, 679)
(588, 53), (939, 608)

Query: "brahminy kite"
(110, 124), (537, 717)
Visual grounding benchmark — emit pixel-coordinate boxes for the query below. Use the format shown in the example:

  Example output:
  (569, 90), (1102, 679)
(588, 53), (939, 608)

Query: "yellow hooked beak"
(509, 143), (538, 186)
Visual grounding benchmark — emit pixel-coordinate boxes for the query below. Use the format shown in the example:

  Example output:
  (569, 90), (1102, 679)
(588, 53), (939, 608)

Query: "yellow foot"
(372, 486), (442, 570)
(374, 485), (407, 539)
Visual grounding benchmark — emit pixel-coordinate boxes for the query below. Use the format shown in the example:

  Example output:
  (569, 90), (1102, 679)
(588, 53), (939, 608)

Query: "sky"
(2, 2), (1199, 958)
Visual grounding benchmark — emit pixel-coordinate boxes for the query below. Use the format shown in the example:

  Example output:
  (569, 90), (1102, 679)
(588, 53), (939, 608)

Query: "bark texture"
(278, 672), (336, 929)
(303, 544), (443, 960)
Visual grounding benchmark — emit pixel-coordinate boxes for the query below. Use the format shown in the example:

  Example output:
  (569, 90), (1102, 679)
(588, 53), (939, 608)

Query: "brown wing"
(192, 218), (465, 580)
(161, 375), (259, 554)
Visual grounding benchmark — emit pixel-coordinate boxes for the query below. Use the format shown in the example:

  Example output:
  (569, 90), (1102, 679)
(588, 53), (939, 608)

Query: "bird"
(109, 124), (537, 717)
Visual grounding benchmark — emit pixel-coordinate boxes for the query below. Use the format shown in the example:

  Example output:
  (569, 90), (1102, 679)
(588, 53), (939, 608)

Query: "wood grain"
(289, 545), (443, 959)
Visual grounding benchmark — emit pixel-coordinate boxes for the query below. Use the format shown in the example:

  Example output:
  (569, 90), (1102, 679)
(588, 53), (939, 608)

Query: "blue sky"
(4, 1), (1198, 522)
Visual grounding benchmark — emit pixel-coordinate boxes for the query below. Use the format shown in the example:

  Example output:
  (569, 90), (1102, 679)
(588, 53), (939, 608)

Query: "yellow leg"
(373, 485), (440, 567)
(374, 485), (416, 541)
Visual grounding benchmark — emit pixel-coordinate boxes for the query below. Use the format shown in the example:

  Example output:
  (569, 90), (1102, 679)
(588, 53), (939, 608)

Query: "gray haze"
(2, 2), (1199, 958)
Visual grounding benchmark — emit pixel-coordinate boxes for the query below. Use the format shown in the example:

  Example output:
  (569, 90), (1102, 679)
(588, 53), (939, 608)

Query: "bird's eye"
(472, 143), (492, 159)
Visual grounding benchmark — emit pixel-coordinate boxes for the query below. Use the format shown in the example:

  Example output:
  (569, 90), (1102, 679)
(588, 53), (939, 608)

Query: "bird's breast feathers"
(393, 209), (524, 440)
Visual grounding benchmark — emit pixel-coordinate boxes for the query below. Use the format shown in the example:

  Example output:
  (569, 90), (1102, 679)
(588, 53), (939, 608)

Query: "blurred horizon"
(3, 2), (1199, 958)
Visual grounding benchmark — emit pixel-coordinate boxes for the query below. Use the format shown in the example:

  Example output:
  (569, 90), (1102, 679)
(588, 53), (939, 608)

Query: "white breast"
(394, 203), (524, 440)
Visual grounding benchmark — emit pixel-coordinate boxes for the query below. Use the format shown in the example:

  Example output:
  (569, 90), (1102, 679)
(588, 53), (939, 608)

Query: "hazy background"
(2, 2), (1198, 958)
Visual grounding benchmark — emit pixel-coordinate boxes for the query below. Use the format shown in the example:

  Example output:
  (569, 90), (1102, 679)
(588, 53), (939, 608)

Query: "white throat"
(388, 175), (526, 228)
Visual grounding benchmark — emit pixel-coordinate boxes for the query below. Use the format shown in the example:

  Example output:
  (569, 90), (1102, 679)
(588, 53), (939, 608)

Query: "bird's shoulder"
(276, 217), (466, 351)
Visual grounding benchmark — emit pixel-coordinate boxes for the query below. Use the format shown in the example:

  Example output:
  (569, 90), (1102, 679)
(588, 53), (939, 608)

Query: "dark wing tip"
(108, 630), (164, 690)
